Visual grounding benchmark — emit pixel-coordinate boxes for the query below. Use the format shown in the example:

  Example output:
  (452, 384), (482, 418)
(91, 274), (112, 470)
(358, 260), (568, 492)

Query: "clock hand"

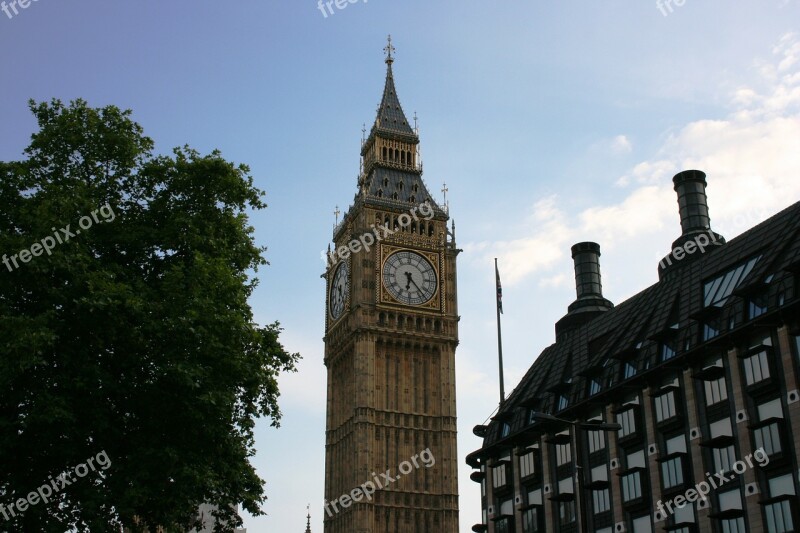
(409, 278), (423, 294)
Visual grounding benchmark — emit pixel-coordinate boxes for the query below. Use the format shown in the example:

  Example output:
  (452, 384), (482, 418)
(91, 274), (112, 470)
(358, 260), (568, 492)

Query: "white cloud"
(465, 33), (800, 286)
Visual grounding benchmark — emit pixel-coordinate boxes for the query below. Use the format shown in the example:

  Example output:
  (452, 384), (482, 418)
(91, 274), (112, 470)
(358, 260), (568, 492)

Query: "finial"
(305, 504), (312, 532)
(361, 123), (366, 146)
(334, 206), (341, 226)
(413, 111), (418, 135)
(384, 34), (395, 64)
(441, 182), (449, 209)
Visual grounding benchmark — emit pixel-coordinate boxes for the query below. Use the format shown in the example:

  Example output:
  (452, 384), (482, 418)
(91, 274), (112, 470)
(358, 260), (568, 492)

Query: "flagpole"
(495, 258), (505, 404)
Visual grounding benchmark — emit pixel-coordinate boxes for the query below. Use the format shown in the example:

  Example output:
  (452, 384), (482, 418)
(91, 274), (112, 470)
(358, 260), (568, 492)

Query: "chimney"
(572, 242), (603, 301)
(673, 170), (711, 236)
(555, 242), (614, 340)
(659, 170), (724, 279)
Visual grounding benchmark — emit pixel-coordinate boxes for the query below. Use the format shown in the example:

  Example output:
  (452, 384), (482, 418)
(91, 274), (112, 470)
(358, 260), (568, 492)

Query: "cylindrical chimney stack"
(673, 170), (711, 236)
(572, 242), (603, 301)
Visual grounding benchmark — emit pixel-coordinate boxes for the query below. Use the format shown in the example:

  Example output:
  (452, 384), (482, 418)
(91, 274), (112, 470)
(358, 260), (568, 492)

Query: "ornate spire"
(305, 504), (312, 533)
(373, 36), (415, 137)
(384, 34), (395, 64)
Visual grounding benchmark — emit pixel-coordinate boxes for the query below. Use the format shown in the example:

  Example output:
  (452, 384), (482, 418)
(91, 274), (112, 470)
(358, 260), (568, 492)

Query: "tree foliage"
(0, 99), (299, 532)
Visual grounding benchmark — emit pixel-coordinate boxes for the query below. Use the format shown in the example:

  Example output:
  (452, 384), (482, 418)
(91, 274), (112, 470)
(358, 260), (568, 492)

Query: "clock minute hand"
(409, 278), (424, 295)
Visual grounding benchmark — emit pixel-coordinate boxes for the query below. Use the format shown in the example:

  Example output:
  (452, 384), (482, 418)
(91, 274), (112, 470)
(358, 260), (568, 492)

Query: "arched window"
(377, 189), (383, 198)
(382, 147), (387, 160)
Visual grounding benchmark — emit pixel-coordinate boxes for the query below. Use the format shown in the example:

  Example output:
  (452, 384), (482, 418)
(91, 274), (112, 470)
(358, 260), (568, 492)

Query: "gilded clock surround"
(379, 245), (442, 312)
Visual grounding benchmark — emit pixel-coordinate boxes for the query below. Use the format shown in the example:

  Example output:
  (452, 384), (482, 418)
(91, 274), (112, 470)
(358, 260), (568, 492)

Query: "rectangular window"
(769, 473), (796, 497)
(556, 443), (572, 466)
(495, 517), (512, 533)
(492, 463), (508, 489)
(713, 445), (736, 474)
(558, 395), (569, 411)
(589, 379), (602, 395)
(721, 518), (745, 533)
(522, 507), (542, 533)
(593, 488), (610, 514)
(632, 514), (653, 533)
(519, 451), (536, 479)
(587, 430), (606, 453)
(758, 398), (784, 420)
(754, 422), (782, 456)
(743, 350), (770, 385)
(704, 255), (761, 307)
(704, 376), (728, 405)
(624, 361), (637, 379)
(749, 298), (768, 319)
(617, 409), (636, 438)
(765, 500), (794, 533)
(662, 341), (677, 361)
(661, 456), (684, 489)
(559, 501), (576, 525)
(622, 472), (642, 502)
(703, 322), (720, 341)
(655, 391), (677, 422)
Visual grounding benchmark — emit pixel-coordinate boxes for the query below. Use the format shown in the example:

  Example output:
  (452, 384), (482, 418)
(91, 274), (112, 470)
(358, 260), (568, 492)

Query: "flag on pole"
(496, 261), (503, 314)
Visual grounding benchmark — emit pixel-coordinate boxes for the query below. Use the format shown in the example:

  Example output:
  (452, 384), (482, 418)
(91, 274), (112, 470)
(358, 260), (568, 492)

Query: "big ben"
(323, 37), (460, 533)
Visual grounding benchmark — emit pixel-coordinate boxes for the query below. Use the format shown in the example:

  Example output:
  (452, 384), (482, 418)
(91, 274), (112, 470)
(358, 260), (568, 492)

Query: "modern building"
(322, 39), (460, 532)
(467, 170), (800, 533)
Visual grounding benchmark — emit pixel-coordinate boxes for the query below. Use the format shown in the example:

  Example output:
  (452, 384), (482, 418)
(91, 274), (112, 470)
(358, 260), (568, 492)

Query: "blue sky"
(2, 1), (800, 531)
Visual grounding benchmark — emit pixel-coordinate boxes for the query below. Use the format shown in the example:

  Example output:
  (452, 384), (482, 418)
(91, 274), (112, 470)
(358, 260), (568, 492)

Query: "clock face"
(382, 250), (438, 305)
(329, 261), (349, 320)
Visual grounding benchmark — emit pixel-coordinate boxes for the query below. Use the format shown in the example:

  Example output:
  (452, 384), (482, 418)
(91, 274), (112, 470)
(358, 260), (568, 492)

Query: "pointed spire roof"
(304, 505), (311, 533)
(373, 35), (416, 138)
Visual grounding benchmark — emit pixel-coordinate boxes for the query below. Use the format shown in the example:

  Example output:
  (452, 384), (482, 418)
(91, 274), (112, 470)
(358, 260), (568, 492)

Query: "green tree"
(0, 99), (299, 532)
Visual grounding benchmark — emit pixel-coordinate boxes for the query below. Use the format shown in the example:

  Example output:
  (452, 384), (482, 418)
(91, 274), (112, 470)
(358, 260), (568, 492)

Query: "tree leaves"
(0, 99), (299, 532)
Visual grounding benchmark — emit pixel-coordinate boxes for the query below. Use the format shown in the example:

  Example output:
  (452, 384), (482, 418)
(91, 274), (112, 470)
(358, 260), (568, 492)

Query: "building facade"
(467, 170), (800, 533)
(322, 41), (460, 533)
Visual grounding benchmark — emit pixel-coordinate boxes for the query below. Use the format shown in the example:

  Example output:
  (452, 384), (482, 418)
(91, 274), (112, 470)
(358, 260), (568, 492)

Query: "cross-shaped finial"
(384, 34), (395, 63)
(334, 205), (341, 225)
(413, 111), (418, 133)
(441, 183), (449, 204)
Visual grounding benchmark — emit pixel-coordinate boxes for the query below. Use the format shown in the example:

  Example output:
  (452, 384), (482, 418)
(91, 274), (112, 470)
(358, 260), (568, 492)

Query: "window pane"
(628, 450), (646, 469)
(623, 472), (642, 501)
(588, 430), (606, 453)
(754, 422), (782, 456)
(709, 418), (733, 438)
(765, 500), (794, 533)
(713, 445), (735, 473)
(617, 409), (636, 437)
(758, 398), (784, 420)
(655, 391), (676, 422)
(592, 489), (610, 514)
(704, 376), (728, 405)
(519, 451), (536, 478)
(666, 435), (687, 454)
(744, 350), (770, 385)
(719, 489), (742, 511)
(769, 474), (796, 497)
(632, 515), (652, 533)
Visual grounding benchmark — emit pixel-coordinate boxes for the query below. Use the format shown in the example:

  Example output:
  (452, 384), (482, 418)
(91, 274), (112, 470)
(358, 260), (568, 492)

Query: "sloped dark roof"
(479, 200), (800, 450)
(372, 62), (415, 137)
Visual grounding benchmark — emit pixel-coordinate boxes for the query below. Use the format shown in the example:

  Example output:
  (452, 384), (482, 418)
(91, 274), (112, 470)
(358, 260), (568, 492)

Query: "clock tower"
(322, 38), (460, 533)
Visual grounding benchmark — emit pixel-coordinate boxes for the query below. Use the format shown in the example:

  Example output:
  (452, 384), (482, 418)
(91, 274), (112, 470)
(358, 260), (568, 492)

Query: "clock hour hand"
(404, 271), (413, 290)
